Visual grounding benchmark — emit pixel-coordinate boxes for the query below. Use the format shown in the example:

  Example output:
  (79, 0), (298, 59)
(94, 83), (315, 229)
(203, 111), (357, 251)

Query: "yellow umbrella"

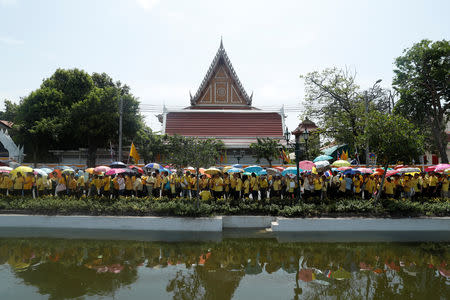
(331, 160), (351, 167)
(62, 169), (75, 174)
(222, 166), (233, 173)
(85, 168), (95, 174)
(204, 167), (221, 175)
(11, 166), (33, 176)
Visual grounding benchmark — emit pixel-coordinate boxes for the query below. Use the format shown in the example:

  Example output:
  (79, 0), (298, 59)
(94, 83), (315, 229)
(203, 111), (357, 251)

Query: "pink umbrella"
(337, 166), (352, 171)
(298, 160), (315, 170)
(274, 166), (285, 172)
(386, 170), (399, 177)
(105, 168), (126, 176)
(357, 168), (373, 174)
(94, 166), (111, 173)
(0, 170), (10, 173)
(434, 164), (450, 173)
(394, 165), (407, 170)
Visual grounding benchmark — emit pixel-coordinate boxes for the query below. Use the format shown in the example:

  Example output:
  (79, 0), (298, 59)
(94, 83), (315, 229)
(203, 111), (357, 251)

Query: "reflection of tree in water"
(0, 238), (448, 299)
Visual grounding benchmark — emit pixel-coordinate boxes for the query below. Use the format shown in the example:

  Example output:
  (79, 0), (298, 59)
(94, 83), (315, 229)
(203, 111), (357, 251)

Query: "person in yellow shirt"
(428, 172), (438, 197)
(180, 171), (191, 198)
(230, 173), (237, 199)
(272, 175), (282, 198)
(0, 173), (6, 195)
(223, 173), (231, 199)
(242, 175), (250, 199)
(125, 175), (134, 197)
(190, 174), (198, 198)
(353, 175), (362, 198)
(383, 177), (395, 198)
(56, 174), (67, 197)
(161, 171), (170, 198)
(320, 175), (328, 201)
(169, 174), (178, 198)
(103, 175), (111, 197)
(145, 173), (156, 197)
(76, 174), (86, 197)
(213, 174), (224, 200)
(23, 172), (35, 196)
(259, 175), (269, 200)
(441, 175), (449, 198)
(13, 172), (25, 196)
(199, 189), (212, 201)
(67, 175), (77, 196)
(154, 171), (162, 198)
(234, 174), (243, 203)
(313, 175), (323, 198)
(250, 173), (259, 201)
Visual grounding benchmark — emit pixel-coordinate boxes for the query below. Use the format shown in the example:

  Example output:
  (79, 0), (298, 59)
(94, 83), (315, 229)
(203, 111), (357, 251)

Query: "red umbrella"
(129, 165), (144, 174)
(94, 166), (111, 173)
(394, 165), (407, 170)
(357, 168), (373, 174)
(386, 170), (399, 177)
(425, 166), (437, 172)
(274, 166), (285, 172)
(434, 164), (450, 173)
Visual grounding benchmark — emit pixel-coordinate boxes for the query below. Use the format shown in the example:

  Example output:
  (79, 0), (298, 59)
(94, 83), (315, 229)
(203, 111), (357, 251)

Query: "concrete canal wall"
(0, 215), (448, 232)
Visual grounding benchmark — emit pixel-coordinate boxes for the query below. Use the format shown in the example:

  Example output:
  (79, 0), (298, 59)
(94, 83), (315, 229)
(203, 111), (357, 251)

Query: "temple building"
(162, 40), (286, 165)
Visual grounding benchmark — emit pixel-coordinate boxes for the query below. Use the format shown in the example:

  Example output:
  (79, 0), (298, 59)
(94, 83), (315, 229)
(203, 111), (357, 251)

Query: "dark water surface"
(0, 229), (448, 299)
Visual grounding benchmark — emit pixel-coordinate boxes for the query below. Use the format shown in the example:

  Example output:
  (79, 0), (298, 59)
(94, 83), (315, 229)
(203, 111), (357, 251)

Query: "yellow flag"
(129, 142), (140, 163)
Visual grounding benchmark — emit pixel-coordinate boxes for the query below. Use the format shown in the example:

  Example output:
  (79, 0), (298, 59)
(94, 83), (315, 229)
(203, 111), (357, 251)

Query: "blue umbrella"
(343, 168), (361, 175)
(226, 168), (243, 173)
(110, 161), (127, 168)
(244, 165), (263, 173)
(39, 168), (53, 174)
(145, 162), (162, 169)
(282, 167), (304, 176)
(161, 168), (172, 174)
(55, 165), (73, 171)
(313, 155), (333, 162)
(233, 164), (243, 168)
(257, 170), (267, 176)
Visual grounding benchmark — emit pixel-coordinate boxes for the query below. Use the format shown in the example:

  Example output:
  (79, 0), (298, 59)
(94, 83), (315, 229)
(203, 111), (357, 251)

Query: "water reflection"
(0, 238), (448, 299)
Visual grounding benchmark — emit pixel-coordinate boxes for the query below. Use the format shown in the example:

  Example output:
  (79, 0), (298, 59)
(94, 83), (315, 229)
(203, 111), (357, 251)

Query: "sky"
(1, 0), (449, 133)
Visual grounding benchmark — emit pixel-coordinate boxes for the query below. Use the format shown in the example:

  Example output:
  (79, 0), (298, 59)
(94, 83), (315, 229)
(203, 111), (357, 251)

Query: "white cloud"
(136, 0), (160, 11)
(0, 36), (24, 45)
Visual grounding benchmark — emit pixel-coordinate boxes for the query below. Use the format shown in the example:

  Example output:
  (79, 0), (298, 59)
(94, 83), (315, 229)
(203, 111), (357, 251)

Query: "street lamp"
(292, 126), (303, 202)
(365, 79), (382, 166)
(302, 128), (309, 160)
(284, 127), (291, 145)
(233, 149), (245, 164)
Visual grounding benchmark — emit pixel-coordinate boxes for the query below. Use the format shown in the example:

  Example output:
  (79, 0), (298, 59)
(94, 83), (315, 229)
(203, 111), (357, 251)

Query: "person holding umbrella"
(250, 173), (259, 201)
(23, 172), (35, 197)
(13, 172), (24, 196)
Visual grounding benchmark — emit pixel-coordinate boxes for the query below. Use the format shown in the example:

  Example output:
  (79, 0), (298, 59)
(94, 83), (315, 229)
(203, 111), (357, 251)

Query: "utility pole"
(118, 95), (123, 162)
(365, 79), (382, 166)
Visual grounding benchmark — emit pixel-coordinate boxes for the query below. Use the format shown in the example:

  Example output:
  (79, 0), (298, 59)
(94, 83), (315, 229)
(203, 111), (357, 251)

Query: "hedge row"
(0, 196), (448, 218)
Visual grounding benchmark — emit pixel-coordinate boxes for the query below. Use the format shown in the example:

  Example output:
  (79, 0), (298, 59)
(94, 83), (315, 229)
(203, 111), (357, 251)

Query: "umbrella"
(444, 168), (450, 174)
(39, 168), (53, 174)
(315, 160), (330, 169)
(85, 168), (95, 174)
(257, 170), (267, 176)
(357, 168), (373, 174)
(424, 166), (436, 172)
(274, 166), (285, 172)
(222, 166), (233, 173)
(62, 168), (75, 174)
(204, 167), (221, 175)
(11, 166), (33, 176)
(34, 169), (48, 177)
(244, 165), (263, 173)
(184, 166), (196, 173)
(266, 168), (281, 175)
(226, 168), (243, 173)
(94, 166), (111, 173)
(282, 167), (303, 176)
(298, 160), (315, 170)
(394, 165), (407, 170)
(129, 165), (144, 174)
(105, 168), (127, 176)
(434, 164), (450, 173)
(110, 161), (127, 168)
(396, 167), (421, 174)
(337, 166), (352, 171)
(343, 168), (361, 175)
(331, 160), (351, 167)
(331, 268), (351, 280)
(0, 166), (12, 171)
(313, 155), (333, 162)
(243, 172), (252, 176)
(0, 170), (10, 174)
(232, 164), (242, 168)
(145, 162), (162, 170)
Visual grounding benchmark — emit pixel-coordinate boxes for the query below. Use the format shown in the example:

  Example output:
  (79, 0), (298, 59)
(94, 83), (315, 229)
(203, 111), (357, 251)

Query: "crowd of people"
(0, 167), (448, 201)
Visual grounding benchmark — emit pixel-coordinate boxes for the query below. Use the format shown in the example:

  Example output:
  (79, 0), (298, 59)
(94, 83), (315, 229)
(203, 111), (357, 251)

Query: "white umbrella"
(315, 161), (330, 169)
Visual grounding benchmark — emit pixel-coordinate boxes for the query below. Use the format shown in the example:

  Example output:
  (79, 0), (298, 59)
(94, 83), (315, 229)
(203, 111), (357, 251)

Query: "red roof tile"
(165, 111), (283, 137)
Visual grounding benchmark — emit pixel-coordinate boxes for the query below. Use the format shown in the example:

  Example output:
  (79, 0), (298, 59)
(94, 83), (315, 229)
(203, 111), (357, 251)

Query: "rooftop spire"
(220, 36), (223, 49)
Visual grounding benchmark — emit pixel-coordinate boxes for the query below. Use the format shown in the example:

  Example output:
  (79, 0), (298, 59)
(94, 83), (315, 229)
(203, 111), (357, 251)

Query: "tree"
(301, 68), (391, 162)
(359, 111), (424, 201)
(393, 39), (449, 163)
(134, 126), (166, 164)
(249, 137), (280, 167)
(0, 99), (19, 121)
(12, 69), (142, 166)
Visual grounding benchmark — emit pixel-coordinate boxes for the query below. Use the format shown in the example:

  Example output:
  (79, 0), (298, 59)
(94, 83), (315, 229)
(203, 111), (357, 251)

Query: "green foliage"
(11, 69), (142, 165)
(0, 195), (448, 217)
(360, 111), (424, 165)
(249, 137), (280, 166)
(301, 68), (392, 161)
(134, 127), (166, 164)
(393, 39), (450, 163)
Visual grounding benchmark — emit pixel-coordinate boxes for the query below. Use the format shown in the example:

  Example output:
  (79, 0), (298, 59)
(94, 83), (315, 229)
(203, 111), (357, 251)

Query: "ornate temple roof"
(190, 39), (252, 107)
